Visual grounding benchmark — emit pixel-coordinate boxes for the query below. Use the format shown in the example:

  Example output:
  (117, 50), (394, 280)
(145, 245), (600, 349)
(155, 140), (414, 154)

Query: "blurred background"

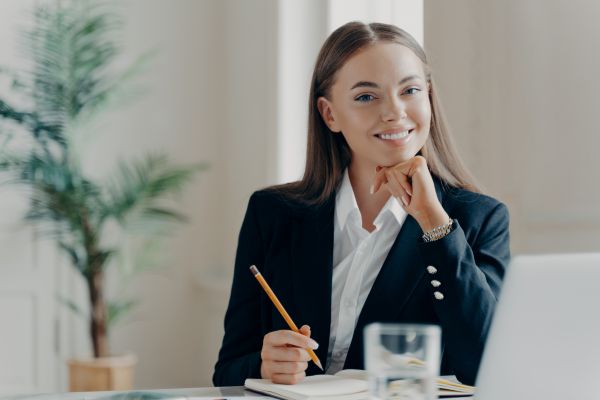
(0, 0), (598, 394)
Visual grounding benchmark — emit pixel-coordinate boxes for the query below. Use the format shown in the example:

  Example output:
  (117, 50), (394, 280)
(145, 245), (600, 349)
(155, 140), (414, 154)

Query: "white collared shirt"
(325, 169), (407, 374)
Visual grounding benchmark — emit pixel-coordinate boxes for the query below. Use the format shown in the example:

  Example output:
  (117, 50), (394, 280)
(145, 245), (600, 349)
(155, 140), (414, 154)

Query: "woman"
(213, 21), (510, 387)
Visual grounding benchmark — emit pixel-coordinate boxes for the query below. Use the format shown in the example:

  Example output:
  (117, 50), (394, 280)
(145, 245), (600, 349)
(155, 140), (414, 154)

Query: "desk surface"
(1, 387), (251, 399)
(1, 386), (473, 399)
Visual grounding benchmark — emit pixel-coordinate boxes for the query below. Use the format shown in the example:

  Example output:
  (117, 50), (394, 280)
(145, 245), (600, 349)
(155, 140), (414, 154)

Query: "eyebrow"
(350, 75), (421, 90)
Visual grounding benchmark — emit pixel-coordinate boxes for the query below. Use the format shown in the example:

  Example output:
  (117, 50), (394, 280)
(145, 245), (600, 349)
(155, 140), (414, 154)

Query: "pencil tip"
(315, 360), (323, 370)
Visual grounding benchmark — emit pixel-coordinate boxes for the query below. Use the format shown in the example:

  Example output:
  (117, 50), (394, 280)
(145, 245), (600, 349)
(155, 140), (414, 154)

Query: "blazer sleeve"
(212, 193), (265, 386)
(416, 201), (510, 385)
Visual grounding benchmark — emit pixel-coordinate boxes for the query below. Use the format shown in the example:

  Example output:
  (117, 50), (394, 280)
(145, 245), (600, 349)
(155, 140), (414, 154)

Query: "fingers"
(372, 165), (413, 196)
(388, 168), (413, 196)
(271, 371), (306, 385)
(263, 345), (312, 362)
(261, 329), (315, 363)
(265, 329), (318, 349)
(371, 166), (388, 194)
(382, 182), (411, 207)
(261, 353), (309, 383)
(373, 156), (421, 199)
(373, 165), (412, 206)
(299, 324), (311, 338)
(385, 170), (412, 206)
(261, 329), (313, 383)
(269, 360), (309, 374)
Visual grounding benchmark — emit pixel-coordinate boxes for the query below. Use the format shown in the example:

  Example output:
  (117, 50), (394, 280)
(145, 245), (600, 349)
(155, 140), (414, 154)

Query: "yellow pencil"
(249, 265), (323, 371)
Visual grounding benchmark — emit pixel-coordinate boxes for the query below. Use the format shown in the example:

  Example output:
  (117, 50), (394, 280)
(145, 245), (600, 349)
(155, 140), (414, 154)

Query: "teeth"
(378, 130), (410, 140)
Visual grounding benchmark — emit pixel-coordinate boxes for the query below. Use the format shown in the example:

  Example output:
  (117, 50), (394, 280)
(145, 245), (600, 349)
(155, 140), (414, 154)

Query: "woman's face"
(318, 42), (431, 170)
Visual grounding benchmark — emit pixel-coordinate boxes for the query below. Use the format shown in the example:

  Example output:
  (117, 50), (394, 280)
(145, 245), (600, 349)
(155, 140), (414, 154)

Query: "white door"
(0, 0), (59, 394)
(0, 191), (58, 395)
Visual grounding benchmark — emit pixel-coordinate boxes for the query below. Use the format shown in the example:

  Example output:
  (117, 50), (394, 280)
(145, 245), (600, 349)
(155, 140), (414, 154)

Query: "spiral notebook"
(245, 369), (474, 399)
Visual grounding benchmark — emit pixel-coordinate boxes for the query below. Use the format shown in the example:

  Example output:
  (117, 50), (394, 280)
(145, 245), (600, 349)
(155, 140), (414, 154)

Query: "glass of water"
(364, 323), (441, 400)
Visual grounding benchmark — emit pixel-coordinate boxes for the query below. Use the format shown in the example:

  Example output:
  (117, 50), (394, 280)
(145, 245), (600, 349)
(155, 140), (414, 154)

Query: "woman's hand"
(372, 155), (450, 232)
(260, 325), (318, 384)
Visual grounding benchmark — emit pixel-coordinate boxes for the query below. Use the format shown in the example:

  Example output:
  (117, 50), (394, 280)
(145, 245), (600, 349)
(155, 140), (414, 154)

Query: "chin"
(385, 153), (419, 166)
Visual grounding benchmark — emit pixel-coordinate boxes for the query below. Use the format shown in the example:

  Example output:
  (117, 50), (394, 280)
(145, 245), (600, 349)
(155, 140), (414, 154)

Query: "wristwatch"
(422, 219), (454, 243)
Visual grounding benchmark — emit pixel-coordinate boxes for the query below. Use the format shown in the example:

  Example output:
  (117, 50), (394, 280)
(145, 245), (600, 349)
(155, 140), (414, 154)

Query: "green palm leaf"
(102, 153), (206, 228)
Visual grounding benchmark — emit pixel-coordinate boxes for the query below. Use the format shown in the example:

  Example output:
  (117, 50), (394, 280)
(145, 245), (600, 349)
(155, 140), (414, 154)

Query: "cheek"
(341, 106), (372, 125)
(337, 107), (374, 140)
(412, 100), (432, 128)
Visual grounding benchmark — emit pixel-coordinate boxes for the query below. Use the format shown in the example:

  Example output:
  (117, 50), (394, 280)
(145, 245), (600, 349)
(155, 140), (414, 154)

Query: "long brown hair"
(270, 21), (480, 207)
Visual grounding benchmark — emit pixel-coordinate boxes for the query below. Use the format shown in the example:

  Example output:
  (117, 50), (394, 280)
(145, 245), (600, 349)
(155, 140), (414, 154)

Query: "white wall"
(424, 0), (600, 254)
(97, 0), (281, 389)
(100, 1), (228, 388)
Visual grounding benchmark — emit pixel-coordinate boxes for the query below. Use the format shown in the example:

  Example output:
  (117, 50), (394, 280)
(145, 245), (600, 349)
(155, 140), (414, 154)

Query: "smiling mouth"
(375, 129), (414, 140)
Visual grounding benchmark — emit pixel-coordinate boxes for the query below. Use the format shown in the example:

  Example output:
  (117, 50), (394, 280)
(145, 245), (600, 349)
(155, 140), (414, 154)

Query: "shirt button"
(434, 291), (444, 300)
(431, 280), (441, 287)
(427, 265), (437, 274)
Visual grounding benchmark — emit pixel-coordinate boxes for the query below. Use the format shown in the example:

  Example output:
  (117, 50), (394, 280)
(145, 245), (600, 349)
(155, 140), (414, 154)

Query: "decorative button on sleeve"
(434, 291), (444, 300)
(427, 265), (437, 274)
(431, 280), (441, 287)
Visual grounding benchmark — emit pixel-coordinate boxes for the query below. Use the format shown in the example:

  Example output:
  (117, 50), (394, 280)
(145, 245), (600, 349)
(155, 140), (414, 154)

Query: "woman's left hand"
(372, 155), (450, 232)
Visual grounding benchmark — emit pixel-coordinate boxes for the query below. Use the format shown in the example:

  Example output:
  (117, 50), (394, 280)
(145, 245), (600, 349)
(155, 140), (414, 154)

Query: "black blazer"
(213, 178), (510, 386)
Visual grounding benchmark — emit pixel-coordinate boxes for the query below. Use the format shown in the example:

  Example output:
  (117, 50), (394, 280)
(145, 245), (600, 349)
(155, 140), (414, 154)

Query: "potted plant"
(0, 1), (204, 391)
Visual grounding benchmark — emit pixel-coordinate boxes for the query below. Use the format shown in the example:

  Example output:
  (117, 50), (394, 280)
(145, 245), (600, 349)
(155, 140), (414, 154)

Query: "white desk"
(0, 386), (473, 399)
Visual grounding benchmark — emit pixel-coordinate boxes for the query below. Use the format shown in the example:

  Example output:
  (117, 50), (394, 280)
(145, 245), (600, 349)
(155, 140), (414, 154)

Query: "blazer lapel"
(344, 215), (426, 368)
(290, 199), (335, 374)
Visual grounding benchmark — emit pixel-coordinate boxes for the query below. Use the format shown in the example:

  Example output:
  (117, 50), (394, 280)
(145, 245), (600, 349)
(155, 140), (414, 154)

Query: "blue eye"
(355, 94), (375, 103)
(403, 87), (421, 95)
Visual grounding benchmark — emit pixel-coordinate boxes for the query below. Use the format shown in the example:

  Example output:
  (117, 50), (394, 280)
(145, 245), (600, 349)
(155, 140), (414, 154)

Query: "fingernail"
(401, 196), (409, 206)
(369, 185), (374, 194)
(308, 339), (319, 350)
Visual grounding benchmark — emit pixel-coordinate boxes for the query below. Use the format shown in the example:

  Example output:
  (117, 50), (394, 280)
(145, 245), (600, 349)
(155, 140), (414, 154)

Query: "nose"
(381, 96), (407, 121)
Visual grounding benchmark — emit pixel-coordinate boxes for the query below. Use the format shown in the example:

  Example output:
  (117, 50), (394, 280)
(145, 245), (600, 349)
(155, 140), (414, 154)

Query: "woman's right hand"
(260, 325), (319, 384)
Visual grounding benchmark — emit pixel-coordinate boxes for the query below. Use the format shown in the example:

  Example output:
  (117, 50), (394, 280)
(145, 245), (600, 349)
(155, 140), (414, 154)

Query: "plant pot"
(67, 353), (137, 392)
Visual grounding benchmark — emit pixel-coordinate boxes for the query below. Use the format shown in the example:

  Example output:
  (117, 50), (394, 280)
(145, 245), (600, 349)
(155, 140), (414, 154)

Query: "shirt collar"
(335, 169), (407, 231)
(375, 192), (407, 228)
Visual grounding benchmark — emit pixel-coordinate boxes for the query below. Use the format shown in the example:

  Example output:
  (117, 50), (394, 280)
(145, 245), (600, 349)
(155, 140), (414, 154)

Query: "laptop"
(475, 253), (600, 400)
